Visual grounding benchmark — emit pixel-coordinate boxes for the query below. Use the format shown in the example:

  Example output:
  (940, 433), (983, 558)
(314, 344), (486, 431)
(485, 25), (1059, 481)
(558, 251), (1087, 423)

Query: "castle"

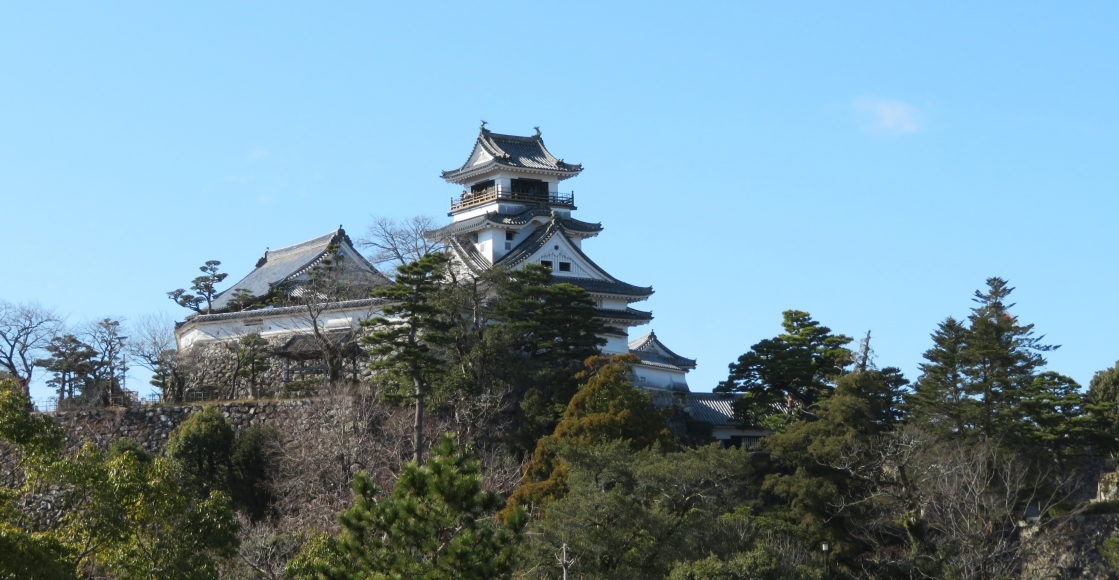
(174, 125), (759, 444)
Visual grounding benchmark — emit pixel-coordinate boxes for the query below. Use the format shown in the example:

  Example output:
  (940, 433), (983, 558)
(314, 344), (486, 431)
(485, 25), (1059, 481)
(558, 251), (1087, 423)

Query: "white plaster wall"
(602, 334), (630, 354)
(632, 363), (689, 390)
(175, 304), (384, 351)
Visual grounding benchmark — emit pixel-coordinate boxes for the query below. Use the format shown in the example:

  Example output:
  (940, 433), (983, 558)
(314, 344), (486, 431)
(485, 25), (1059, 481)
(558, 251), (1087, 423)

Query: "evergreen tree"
(962, 277), (1055, 438)
(363, 252), (453, 464)
(34, 334), (96, 402)
(490, 264), (607, 453)
(318, 434), (524, 580)
(907, 317), (974, 438)
(167, 260), (228, 314)
(1088, 361), (1119, 442)
(500, 354), (675, 521)
(234, 332), (271, 399)
(715, 310), (853, 429)
(166, 406), (236, 497)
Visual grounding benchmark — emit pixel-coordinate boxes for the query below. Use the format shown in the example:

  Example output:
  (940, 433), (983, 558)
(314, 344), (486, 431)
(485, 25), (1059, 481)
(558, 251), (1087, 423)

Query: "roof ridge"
(265, 229), (342, 260)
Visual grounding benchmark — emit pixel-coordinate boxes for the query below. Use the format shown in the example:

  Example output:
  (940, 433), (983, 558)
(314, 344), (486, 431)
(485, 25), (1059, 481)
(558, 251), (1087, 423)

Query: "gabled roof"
(441, 125), (583, 184)
(628, 331), (697, 370)
(210, 228), (387, 312)
(425, 207), (602, 241)
(443, 214), (654, 300)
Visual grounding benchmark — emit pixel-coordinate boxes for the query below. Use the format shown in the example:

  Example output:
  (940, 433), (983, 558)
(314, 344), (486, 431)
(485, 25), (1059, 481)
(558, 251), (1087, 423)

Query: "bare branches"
(0, 300), (63, 395)
(358, 215), (442, 276)
(828, 427), (1085, 579)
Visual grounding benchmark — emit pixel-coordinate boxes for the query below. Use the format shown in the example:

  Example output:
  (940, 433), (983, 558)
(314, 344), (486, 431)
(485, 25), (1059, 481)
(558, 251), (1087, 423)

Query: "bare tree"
(358, 215), (442, 276)
(275, 243), (380, 388)
(82, 318), (129, 406)
(128, 313), (191, 403)
(830, 426), (1083, 579)
(0, 301), (63, 397)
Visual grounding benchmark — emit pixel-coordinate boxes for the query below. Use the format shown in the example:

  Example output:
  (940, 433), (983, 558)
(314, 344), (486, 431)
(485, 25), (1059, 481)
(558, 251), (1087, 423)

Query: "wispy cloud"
(248, 148), (270, 160)
(852, 96), (923, 136)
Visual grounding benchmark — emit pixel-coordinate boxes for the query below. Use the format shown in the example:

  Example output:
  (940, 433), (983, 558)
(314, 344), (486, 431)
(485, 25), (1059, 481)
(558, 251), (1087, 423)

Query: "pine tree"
(962, 278), (1054, 438)
(907, 317), (974, 438)
(320, 434), (524, 580)
(34, 334), (96, 402)
(715, 310), (853, 429)
(488, 263), (606, 453)
(167, 260), (228, 314)
(363, 252), (453, 464)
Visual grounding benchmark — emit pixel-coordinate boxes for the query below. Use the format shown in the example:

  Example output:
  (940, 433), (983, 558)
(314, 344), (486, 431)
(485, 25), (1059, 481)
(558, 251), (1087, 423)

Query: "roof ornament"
(533, 126), (541, 138)
(480, 120), (489, 132)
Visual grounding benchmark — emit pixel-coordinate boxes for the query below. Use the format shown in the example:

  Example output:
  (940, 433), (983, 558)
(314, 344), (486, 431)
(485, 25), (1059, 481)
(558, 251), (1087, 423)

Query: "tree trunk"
(414, 375), (424, 465)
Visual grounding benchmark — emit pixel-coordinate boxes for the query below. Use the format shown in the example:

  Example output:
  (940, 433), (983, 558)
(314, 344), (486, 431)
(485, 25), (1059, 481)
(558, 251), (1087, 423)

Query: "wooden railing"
(450, 187), (575, 212)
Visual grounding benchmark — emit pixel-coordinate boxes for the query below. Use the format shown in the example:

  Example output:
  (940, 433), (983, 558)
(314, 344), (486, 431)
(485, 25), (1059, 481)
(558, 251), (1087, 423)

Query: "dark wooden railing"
(451, 187), (575, 212)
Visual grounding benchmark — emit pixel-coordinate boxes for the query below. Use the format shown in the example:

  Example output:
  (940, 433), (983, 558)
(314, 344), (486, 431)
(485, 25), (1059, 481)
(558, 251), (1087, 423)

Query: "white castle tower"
(427, 124), (697, 392)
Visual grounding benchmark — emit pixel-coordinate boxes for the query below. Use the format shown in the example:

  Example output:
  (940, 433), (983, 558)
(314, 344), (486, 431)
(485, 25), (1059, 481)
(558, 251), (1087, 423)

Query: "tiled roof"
(687, 393), (740, 426)
(553, 277), (654, 298)
(210, 229), (387, 312)
(425, 207), (602, 240)
(628, 331), (696, 370)
(595, 307), (653, 323)
(182, 298), (392, 324)
(442, 126), (583, 184)
(444, 214), (652, 300)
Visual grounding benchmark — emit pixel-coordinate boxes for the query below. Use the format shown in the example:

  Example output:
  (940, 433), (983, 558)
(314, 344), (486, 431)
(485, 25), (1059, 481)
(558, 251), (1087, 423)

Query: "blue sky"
(2, 2), (1117, 399)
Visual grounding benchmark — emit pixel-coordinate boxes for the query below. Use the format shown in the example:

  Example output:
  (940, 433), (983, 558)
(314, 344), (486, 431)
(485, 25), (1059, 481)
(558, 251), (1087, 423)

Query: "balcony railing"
(450, 187), (575, 213)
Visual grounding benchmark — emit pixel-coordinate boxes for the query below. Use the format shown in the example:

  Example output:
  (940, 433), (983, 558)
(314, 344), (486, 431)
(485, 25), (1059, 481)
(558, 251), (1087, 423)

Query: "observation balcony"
(450, 186), (575, 213)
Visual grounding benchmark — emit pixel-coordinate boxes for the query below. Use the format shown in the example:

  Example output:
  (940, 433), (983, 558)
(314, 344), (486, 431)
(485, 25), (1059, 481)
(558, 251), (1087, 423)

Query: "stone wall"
(180, 340), (372, 400)
(48, 399), (324, 454)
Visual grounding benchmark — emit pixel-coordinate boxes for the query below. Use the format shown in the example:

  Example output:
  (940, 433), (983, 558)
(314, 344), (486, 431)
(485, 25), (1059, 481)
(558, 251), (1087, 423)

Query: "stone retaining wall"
(48, 399), (323, 453)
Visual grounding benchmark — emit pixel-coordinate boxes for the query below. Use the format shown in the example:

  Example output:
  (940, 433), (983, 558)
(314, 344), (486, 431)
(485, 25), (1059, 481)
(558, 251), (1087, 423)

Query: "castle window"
(559, 262), (571, 272)
(540, 260), (553, 270)
(506, 231), (515, 241)
(470, 179), (494, 193)
(510, 178), (548, 199)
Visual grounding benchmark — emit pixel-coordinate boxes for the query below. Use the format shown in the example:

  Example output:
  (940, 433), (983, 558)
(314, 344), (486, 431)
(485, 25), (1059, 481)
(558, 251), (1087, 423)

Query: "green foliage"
(230, 426), (278, 522)
(286, 533), (353, 580)
(364, 252), (453, 462)
(517, 442), (753, 580)
(1, 380), (239, 579)
(320, 434), (524, 580)
(168, 260), (228, 314)
(0, 523), (75, 580)
(235, 333), (272, 399)
(716, 310), (853, 429)
(1020, 372), (1115, 462)
(165, 407), (277, 520)
(490, 264), (609, 452)
(962, 277), (1055, 438)
(749, 368), (909, 566)
(33, 334), (95, 402)
(0, 378), (63, 462)
(54, 443), (240, 579)
(667, 548), (821, 580)
(907, 317), (972, 437)
(1088, 361), (1119, 441)
(501, 354), (675, 520)
(1101, 536), (1119, 574)
(166, 406), (236, 496)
